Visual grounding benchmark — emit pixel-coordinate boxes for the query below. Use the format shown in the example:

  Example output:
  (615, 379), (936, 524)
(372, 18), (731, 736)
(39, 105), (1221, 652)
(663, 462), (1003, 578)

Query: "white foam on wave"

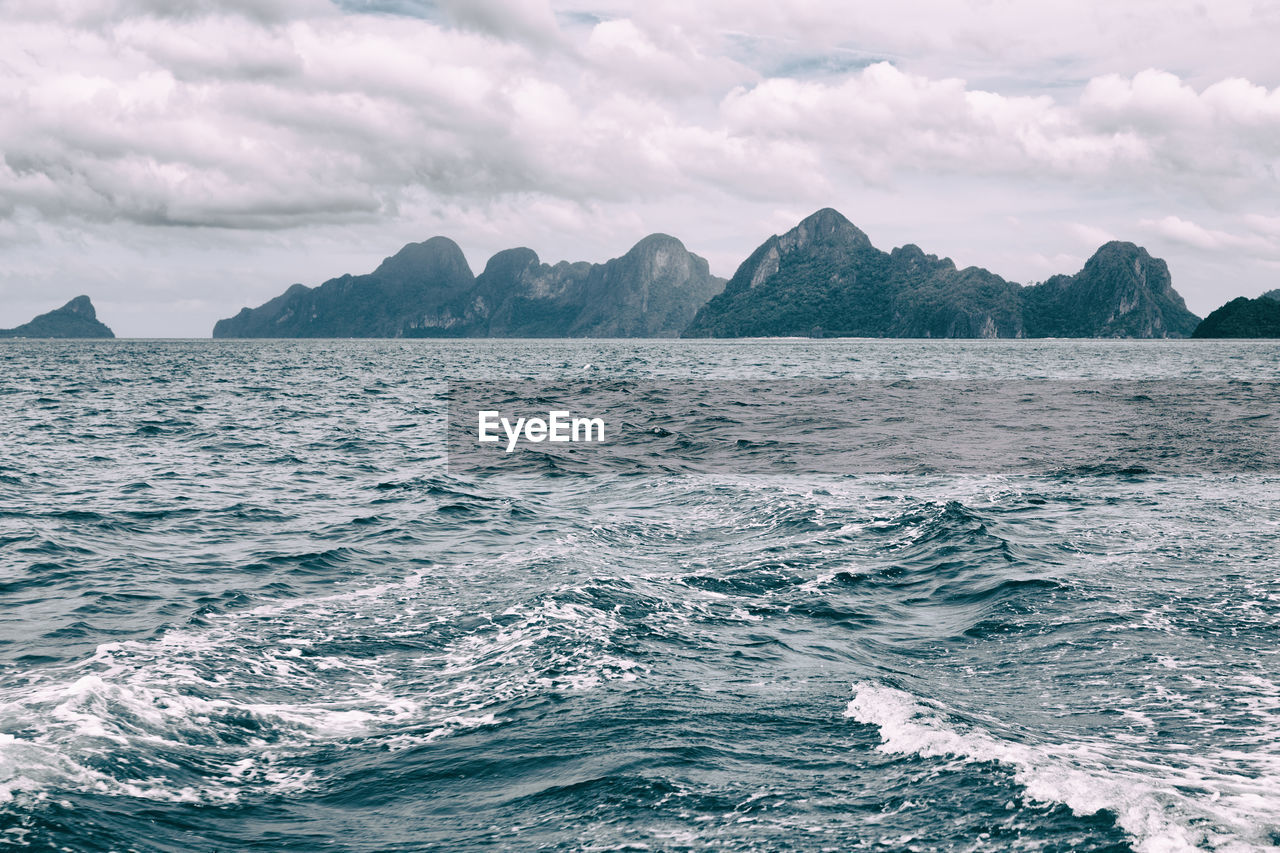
(0, 646), (411, 809)
(0, 724), (219, 807)
(845, 681), (1280, 853)
(0, 560), (654, 808)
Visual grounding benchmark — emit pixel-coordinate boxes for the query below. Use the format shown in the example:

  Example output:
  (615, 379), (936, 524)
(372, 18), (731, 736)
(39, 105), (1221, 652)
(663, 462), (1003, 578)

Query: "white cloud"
(582, 18), (752, 97)
(1069, 223), (1118, 248)
(719, 64), (1153, 184)
(1138, 215), (1278, 255)
(3, 5), (1278, 231)
(561, 0), (1280, 87)
(1242, 214), (1280, 238)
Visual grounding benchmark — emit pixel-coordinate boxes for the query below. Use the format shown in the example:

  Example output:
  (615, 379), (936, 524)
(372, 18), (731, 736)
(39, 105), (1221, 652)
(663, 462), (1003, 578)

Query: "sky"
(1, 0), (1279, 336)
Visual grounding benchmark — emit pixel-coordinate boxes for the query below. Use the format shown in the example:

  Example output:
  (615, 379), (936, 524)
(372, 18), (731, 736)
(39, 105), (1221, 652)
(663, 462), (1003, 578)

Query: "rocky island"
(0, 296), (115, 339)
(213, 235), (725, 338)
(683, 209), (1200, 338)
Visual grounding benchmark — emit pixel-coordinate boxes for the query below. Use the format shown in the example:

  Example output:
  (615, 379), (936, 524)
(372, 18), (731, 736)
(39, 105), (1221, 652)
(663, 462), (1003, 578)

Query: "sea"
(1, 338), (1278, 852)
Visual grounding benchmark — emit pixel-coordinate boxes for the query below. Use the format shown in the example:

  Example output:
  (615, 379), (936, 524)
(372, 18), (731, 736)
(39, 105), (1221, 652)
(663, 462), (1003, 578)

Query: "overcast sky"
(2, 0), (1279, 336)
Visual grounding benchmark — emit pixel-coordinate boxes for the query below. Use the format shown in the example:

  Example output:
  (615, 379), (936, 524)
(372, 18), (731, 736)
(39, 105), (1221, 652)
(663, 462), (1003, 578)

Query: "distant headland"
(213, 209), (1210, 340)
(0, 296), (114, 339)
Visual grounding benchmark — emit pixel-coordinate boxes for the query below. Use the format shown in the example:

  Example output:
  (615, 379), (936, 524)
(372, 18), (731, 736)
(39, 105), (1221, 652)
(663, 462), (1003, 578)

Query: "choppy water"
(1, 339), (1279, 852)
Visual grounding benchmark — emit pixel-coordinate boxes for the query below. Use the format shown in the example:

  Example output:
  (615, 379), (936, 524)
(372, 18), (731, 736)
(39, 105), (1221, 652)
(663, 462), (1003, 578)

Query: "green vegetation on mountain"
(1191, 295), (1280, 338)
(684, 209), (1200, 338)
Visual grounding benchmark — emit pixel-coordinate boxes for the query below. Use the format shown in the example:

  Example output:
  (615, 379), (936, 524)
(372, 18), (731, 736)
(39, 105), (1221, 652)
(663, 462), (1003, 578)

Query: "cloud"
(1139, 215), (1278, 255)
(559, 0), (1280, 88)
(432, 0), (562, 47)
(2, 0), (1279, 235)
(583, 18), (752, 97)
(1242, 214), (1280, 238)
(0, 0), (332, 25)
(1069, 223), (1118, 247)
(0, 13), (545, 228)
(1081, 71), (1280, 185)
(719, 63), (1152, 184)
(0, 6), (819, 229)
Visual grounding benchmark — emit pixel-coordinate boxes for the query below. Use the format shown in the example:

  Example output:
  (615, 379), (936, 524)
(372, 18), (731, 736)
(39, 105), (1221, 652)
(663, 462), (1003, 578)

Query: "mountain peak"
(1019, 240), (1196, 337)
(619, 234), (696, 278)
(1087, 240), (1147, 263)
(801, 207), (851, 227)
(60, 295), (97, 319)
(1080, 241), (1170, 291)
(481, 247), (540, 279)
(0, 296), (114, 338)
(627, 233), (686, 255)
(782, 208), (871, 252)
(374, 236), (471, 280)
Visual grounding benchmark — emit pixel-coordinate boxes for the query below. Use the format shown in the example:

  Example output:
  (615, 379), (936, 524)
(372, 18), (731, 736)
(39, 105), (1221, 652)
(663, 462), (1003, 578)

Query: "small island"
(0, 296), (115, 339)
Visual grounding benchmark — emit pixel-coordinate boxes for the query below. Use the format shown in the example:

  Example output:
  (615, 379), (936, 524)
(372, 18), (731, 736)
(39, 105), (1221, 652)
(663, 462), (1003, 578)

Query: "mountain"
(1261, 289), (1280, 302)
(681, 208), (892, 337)
(1192, 296), (1280, 338)
(464, 234), (724, 338)
(683, 209), (1200, 338)
(213, 237), (475, 338)
(1022, 241), (1198, 338)
(213, 235), (724, 338)
(0, 296), (115, 338)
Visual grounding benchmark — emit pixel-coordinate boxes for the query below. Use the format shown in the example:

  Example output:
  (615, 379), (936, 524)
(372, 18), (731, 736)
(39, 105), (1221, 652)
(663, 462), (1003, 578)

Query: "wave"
(0, 564), (645, 811)
(845, 681), (1280, 853)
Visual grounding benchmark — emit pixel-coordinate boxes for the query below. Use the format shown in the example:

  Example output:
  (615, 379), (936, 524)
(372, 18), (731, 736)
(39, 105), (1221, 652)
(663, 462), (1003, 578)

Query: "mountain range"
(9, 220), (1278, 339)
(214, 208), (1201, 339)
(213, 234), (725, 339)
(0, 296), (114, 338)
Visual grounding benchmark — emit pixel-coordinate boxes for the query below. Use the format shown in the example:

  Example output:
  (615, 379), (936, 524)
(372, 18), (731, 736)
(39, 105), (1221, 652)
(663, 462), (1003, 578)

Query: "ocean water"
(1, 338), (1279, 852)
